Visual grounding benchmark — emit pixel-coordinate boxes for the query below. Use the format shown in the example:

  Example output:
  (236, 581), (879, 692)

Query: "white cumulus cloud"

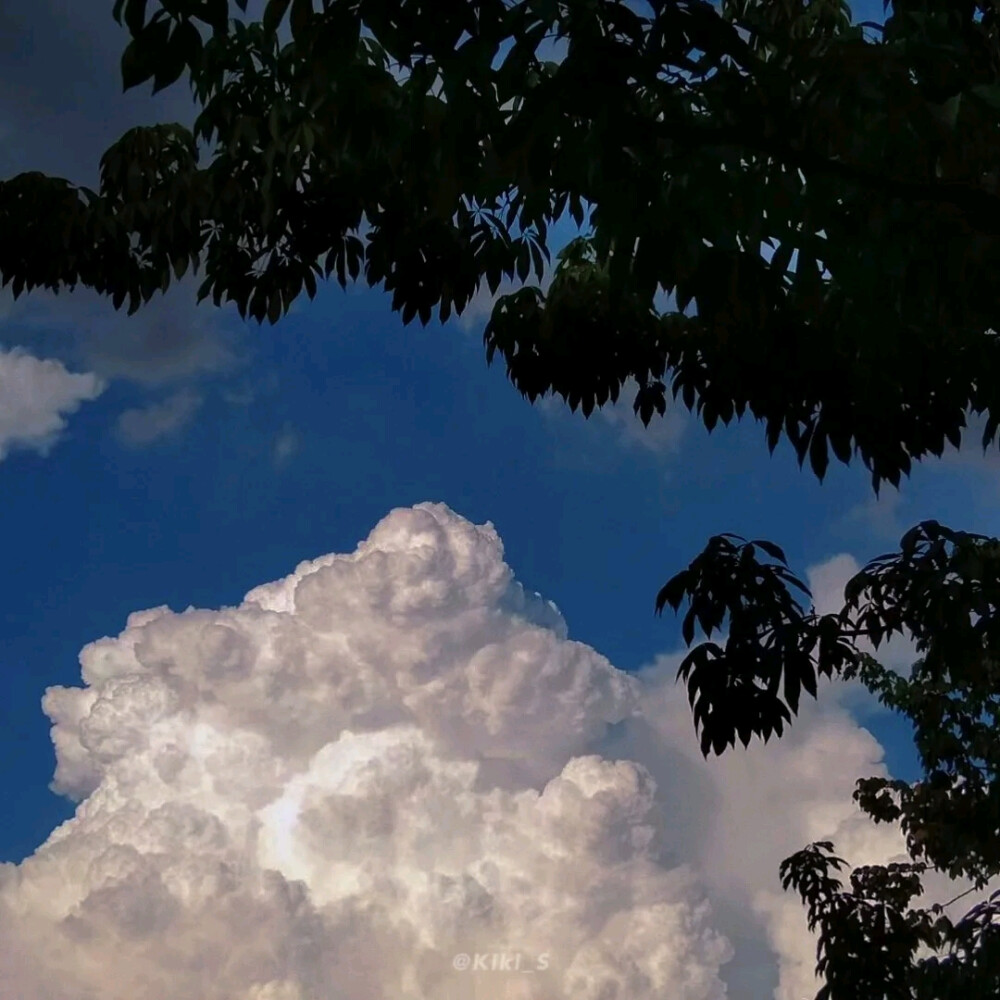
(806, 552), (918, 682)
(538, 377), (688, 457)
(1, 504), (987, 1000)
(0, 346), (103, 460)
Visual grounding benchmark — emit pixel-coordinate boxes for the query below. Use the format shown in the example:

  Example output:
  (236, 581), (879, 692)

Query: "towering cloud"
(0, 504), (965, 1000)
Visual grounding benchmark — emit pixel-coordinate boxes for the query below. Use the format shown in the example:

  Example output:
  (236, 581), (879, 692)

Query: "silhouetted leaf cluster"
(5, 0), (1000, 487)
(655, 533), (858, 755)
(666, 518), (1000, 997)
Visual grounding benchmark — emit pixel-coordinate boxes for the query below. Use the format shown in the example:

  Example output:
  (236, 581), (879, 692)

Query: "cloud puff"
(0, 347), (103, 460)
(456, 277), (524, 333)
(806, 553), (917, 683)
(591, 378), (688, 455)
(75, 285), (237, 386)
(271, 423), (300, 468)
(538, 377), (688, 457)
(838, 489), (905, 542)
(2, 504), (983, 1000)
(622, 652), (909, 1000)
(1, 280), (238, 387)
(115, 388), (203, 446)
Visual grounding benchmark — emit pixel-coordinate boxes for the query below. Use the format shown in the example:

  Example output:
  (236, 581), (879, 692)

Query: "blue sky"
(3, 264), (996, 862)
(0, 0), (982, 862)
(2, 3), (998, 998)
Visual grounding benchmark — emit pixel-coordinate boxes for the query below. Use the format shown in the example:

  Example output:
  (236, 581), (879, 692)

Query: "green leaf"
(971, 83), (1000, 112)
(123, 0), (149, 34)
(173, 19), (204, 72)
(752, 539), (789, 564)
(120, 40), (150, 91)
(267, 288), (282, 324)
(289, 0), (312, 42)
(769, 239), (794, 278)
(263, 0), (292, 34)
(809, 430), (829, 481)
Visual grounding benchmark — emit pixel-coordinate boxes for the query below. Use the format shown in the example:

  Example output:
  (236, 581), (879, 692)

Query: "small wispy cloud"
(271, 422), (300, 468)
(838, 488), (904, 542)
(115, 388), (203, 447)
(539, 377), (688, 457)
(222, 372), (281, 408)
(593, 384), (688, 455)
(456, 278), (523, 332)
(2, 280), (239, 387)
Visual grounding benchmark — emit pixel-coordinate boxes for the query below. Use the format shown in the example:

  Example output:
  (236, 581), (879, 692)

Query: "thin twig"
(936, 884), (979, 910)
